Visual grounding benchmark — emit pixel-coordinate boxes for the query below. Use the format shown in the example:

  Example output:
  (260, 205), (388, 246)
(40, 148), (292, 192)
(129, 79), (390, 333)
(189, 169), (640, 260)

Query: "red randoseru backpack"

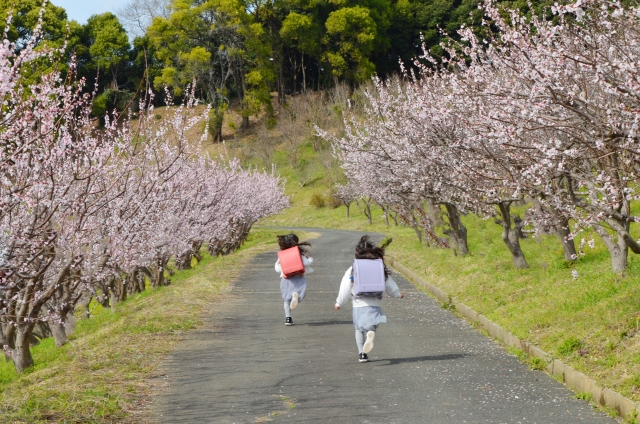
(277, 246), (305, 279)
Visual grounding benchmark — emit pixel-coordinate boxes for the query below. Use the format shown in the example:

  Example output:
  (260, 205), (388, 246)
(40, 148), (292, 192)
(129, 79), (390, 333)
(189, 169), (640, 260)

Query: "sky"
(52, 0), (130, 24)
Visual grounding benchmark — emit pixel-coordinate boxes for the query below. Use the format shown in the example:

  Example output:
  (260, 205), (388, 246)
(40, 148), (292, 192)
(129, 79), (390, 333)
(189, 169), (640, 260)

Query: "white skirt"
(352, 306), (387, 332)
(280, 276), (307, 302)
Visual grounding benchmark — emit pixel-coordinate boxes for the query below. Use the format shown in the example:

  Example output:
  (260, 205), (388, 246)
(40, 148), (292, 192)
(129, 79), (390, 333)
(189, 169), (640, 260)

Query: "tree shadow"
(372, 353), (468, 365)
(303, 320), (354, 326)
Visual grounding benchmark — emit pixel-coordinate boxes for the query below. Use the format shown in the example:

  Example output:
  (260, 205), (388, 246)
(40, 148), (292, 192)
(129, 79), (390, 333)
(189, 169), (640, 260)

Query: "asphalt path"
(151, 228), (615, 423)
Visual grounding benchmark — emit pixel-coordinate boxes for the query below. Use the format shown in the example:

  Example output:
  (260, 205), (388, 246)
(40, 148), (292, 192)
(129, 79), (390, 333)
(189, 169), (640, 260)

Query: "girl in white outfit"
(335, 235), (404, 362)
(275, 234), (313, 326)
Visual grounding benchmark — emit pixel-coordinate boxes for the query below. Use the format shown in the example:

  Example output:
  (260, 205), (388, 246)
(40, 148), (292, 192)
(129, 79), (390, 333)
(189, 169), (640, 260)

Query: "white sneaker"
(290, 292), (299, 310)
(363, 331), (375, 354)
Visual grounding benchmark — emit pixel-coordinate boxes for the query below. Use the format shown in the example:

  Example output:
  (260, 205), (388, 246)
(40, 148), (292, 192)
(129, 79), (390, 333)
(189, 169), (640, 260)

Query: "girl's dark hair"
(355, 235), (391, 279)
(277, 233), (311, 255)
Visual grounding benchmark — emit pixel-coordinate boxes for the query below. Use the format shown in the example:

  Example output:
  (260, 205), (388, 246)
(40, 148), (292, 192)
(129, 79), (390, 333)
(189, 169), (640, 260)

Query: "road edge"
(386, 256), (639, 421)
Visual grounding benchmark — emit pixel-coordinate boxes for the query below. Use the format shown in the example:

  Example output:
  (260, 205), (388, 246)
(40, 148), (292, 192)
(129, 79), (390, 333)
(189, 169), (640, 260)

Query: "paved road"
(152, 229), (615, 423)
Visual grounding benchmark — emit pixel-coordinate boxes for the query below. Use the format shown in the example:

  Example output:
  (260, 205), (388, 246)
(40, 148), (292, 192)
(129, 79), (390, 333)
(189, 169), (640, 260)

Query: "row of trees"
(0, 18), (288, 372)
(323, 0), (640, 273)
(7, 0), (567, 142)
(131, 0), (564, 136)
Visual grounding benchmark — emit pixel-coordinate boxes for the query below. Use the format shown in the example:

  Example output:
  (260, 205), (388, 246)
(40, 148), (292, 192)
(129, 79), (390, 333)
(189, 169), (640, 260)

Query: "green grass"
(254, 139), (640, 403)
(0, 228), (318, 422)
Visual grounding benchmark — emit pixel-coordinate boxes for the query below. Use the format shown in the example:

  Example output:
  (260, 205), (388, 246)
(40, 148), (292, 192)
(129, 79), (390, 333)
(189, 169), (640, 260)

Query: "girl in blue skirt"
(335, 236), (404, 362)
(275, 234), (313, 326)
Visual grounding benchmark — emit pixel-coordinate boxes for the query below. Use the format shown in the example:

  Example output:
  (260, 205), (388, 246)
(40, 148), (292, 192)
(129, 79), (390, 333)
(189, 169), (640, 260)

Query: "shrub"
(558, 337), (583, 356)
(265, 117), (277, 129)
(327, 191), (342, 209)
(310, 193), (326, 209)
(91, 89), (137, 126)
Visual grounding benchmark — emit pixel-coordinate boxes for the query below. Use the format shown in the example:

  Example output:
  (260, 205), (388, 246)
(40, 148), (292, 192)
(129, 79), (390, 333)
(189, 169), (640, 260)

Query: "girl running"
(335, 235), (403, 362)
(275, 234), (313, 325)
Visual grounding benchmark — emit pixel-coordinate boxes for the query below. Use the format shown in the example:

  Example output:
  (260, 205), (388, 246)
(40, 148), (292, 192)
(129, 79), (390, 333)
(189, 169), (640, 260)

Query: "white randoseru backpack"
(352, 258), (386, 298)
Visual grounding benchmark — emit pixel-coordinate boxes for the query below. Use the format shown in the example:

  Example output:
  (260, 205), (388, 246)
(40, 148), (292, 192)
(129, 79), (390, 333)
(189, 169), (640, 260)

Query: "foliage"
(323, 6), (377, 82)
(0, 0), (68, 50)
(310, 193), (326, 209)
(559, 337), (583, 356)
(528, 356), (546, 371)
(576, 392), (594, 401)
(147, 0), (275, 138)
(86, 13), (130, 88)
(91, 88), (137, 124)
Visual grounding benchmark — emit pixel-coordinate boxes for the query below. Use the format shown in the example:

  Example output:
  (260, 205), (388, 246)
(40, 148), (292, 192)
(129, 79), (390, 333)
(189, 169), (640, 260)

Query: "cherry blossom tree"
(0, 10), (288, 371)
(449, 0), (640, 272)
(324, 0), (640, 272)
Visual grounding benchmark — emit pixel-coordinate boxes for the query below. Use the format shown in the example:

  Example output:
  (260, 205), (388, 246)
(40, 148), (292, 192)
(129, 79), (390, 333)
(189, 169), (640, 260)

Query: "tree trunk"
(109, 275), (127, 308)
(496, 202), (529, 269)
(554, 218), (577, 261)
(32, 321), (53, 341)
(50, 322), (67, 348)
(278, 60), (286, 104)
(1, 322), (12, 361)
(50, 311), (77, 348)
(150, 265), (169, 287)
(12, 328), (35, 372)
(290, 54), (298, 94)
(345, 202), (350, 218)
(208, 239), (224, 257)
(443, 203), (469, 255)
(181, 241), (204, 266)
(78, 289), (93, 319)
(514, 216), (527, 239)
(390, 211), (398, 226)
(532, 200), (577, 261)
(610, 242), (629, 273)
(302, 53), (306, 93)
(66, 312), (76, 336)
(593, 223), (629, 273)
(136, 269), (146, 292)
(413, 223), (423, 244)
(240, 70), (249, 129)
(176, 251), (193, 270)
(380, 204), (390, 226)
(148, 254), (171, 288)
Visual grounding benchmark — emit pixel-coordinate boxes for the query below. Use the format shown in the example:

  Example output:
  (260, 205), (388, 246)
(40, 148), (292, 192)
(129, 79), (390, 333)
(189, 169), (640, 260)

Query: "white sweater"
(335, 266), (401, 308)
(275, 255), (314, 278)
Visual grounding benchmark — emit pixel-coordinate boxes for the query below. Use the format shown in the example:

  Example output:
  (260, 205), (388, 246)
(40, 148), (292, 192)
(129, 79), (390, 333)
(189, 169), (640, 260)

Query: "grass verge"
(0, 228), (316, 423)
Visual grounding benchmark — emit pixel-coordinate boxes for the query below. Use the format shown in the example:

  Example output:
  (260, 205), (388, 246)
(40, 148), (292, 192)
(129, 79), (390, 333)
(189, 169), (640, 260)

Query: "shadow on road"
(372, 353), (468, 365)
(303, 320), (354, 326)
